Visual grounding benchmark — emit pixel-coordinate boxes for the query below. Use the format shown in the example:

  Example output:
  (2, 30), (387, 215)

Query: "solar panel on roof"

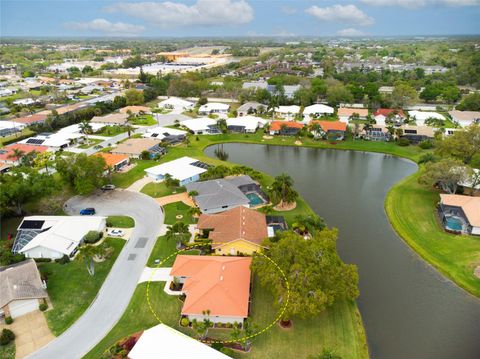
(26, 138), (45, 145)
(151, 133), (159, 137)
(190, 161), (210, 169)
(19, 220), (45, 229)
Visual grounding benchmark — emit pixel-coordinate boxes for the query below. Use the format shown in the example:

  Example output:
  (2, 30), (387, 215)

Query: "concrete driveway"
(28, 190), (164, 359)
(0, 311), (54, 359)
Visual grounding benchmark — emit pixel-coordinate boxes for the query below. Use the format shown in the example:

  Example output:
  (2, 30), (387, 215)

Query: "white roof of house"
(20, 132), (84, 148)
(408, 110), (445, 121)
(199, 103), (230, 112)
(142, 126), (187, 140)
(128, 324), (230, 359)
(274, 105), (301, 114)
(303, 104), (334, 115)
(0, 120), (26, 130)
(227, 116), (267, 131)
(145, 156), (207, 181)
(181, 117), (217, 132)
(57, 122), (105, 134)
(19, 216), (106, 256)
(158, 97), (194, 108)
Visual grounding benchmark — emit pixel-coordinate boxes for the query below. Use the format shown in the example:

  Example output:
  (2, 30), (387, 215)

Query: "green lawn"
(163, 201), (196, 225)
(76, 138), (103, 149)
(95, 126), (127, 137)
(107, 216), (135, 228)
(0, 128), (35, 146)
(0, 341), (15, 359)
(385, 171), (480, 297)
(140, 182), (185, 198)
(111, 160), (158, 188)
(130, 114), (157, 126)
(40, 238), (125, 335)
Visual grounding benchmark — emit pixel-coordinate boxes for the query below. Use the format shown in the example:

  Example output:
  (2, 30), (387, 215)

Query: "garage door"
(9, 299), (39, 318)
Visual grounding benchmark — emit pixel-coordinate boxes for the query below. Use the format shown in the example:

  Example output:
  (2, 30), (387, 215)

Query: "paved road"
(28, 190), (164, 359)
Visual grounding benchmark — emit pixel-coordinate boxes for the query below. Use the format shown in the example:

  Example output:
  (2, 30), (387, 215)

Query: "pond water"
(205, 143), (480, 359)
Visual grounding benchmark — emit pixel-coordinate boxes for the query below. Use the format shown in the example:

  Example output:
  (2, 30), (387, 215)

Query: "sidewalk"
(126, 176), (153, 192)
(155, 193), (195, 207)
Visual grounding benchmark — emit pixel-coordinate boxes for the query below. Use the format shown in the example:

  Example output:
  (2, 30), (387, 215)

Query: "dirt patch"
(294, 140), (302, 146)
(273, 201), (297, 211)
(474, 266), (480, 279)
(262, 135), (273, 140)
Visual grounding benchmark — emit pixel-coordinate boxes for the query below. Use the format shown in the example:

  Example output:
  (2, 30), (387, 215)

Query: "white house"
(144, 156), (208, 186)
(180, 117), (219, 135)
(408, 110), (445, 126)
(198, 102), (230, 115)
(303, 104), (334, 119)
(142, 126), (187, 141)
(448, 110), (480, 128)
(158, 97), (194, 111)
(128, 324), (230, 359)
(19, 132), (85, 151)
(274, 105), (301, 120)
(13, 98), (36, 106)
(57, 122), (105, 134)
(226, 116), (268, 133)
(15, 216), (107, 259)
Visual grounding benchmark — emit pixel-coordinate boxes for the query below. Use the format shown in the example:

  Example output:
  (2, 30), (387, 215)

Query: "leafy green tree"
(191, 310), (212, 340)
(270, 173), (298, 207)
(419, 158), (470, 194)
(435, 124), (480, 164)
(326, 85), (353, 106)
(56, 153), (107, 195)
(456, 93), (480, 111)
(391, 83), (417, 108)
(165, 221), (190, 248)
(125, 89), (144, 105)
(253, 230), (359, 321)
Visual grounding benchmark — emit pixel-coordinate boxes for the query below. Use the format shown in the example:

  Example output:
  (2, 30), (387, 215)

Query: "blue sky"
(2, 0), (479, 37)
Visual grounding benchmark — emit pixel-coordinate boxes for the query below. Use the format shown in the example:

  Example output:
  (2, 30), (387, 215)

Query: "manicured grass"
(0, 341), (15, 359)
(111, 160), (158, 188)
(107, 216), (135, 228)
(130, 114), (157, 126)
(95, 125), (126, 137)
(76, 138), (102, 149)
(386, 171), (480, 297)
(140, 182), (185, 198)
(0, 128), (35, 146)
(40, 238), (125, 336)
(163, 202), (196, 225)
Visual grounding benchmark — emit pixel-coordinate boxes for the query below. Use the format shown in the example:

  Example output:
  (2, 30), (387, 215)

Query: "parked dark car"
(80, 208), (96, 215)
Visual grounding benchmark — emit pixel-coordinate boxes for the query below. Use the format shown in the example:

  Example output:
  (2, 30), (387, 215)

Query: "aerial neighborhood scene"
(1, 1), (480, 359)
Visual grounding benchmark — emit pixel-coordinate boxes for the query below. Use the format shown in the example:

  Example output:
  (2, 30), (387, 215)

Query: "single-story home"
(0, 143), (49, 165)
(408, 110), (445, 126)
(400, 125), (436, 143)
(373, 108), (406, 126)
(197, 206), (269, 255)
(363, 125), (390, 142)
(338, 108), (368, 123)
(127, 323), (230, 359)
(95, 152), (130, 171)
(198, 102), (230, 115)
(267, 84), (300, 99)
(145, 156), (208, 186)
(226, 116), (267, 133)
(13, 114), (48, 126)
(57, 122), (105, 135)
(186, 175), (266, 214)
(303, 104), (335, 119)
(19, 132), (85, 151)
(311, 120), (347, 140)
(14, 216), (107, 259)
(237, 101), (264, 116)
(180, 117), (220, 135)
(91, 113), (129, 126)
(13, 98), (37, 106)
(170, 255), (252, 324)
(0, 259), (48, 319)
(448, 110), (480, 128)
(269, 121), (304, 136)
(439, 194), (480, 235)
(0, 120), (26, 137)
(158, 97), (194, 111)
(112, 138), (165, 159)
(119, 106), (151, 115)
(142, 126), (187, 144)
(274, 105), (301, 120)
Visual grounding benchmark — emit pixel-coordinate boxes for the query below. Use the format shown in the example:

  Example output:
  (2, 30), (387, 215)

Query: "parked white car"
(107, 229), (125, 237)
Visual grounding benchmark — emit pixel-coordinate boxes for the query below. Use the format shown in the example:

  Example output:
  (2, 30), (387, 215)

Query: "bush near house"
(0, 329), (15, 346)
(39, 302), (48, 311)
(4, 316), (13, 325)
(83, 231), (103, 244)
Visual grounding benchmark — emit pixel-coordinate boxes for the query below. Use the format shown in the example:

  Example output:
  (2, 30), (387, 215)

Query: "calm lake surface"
(205, 143), (480, 359)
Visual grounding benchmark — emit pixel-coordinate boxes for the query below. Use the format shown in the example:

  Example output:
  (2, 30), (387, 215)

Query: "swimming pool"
(246, 192), (264, 206)
(445, 216), (464, 232)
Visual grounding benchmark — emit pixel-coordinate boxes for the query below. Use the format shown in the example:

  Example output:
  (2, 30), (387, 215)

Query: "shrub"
(39, 302), (48, 311)
(180, 317), (190, 327)
(419, 139), (433, 149)
(83, 230), (103, 244)
(397, 138), (410, 146)
(34, 258), (51, 263)
(211, 342), (223, 350)
(4, 316), (13, 325)
(55, 254), (70, 264)
(0, 329), (15, 346)
(220, 348), (235, 356)
(225, 322), (233, 328)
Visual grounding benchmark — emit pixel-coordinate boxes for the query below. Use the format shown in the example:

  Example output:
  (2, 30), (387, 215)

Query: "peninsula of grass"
(107, 216), (135, 228)
(40, 238), (125, 335)
(385, 171), (480, 297)
(129, 114), (157, 126)
(163, 201), (196, 225)
(140, 181), (185, 198)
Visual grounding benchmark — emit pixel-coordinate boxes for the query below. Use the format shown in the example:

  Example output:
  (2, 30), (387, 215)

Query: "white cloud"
(106, 0), (254, 27)
(337, 28), (366, 37)
(361, 0), (479, 8)
(64, 18), (145, 36)
(280, 5), (298, 15)
(306, 4), (374, 26)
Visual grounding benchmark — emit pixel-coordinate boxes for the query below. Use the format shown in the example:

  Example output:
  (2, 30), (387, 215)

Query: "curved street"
(27, 190), (164, 359)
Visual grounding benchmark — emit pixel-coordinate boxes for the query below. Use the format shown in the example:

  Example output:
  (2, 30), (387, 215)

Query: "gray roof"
(0, 259), (48, 308)
(237, 102), (263, 113)
(186, 176), (255, 212)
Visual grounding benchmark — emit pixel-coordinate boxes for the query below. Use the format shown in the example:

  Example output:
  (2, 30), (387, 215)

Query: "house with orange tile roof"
(269, 121), (304, 136)
(197, 206), (269, 255)
(0, 143), (49, 165)
(439, 194), (480, 235)
(95, 153), (130, 171)
(310, 120), (348, 140)
(338, 108), (368, 123)
(169, 255), (252, 324)
(12, 114), (48, 126)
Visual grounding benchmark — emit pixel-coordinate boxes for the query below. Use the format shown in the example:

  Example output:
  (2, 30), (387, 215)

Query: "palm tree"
(165, 221), (190, 248)
(309, 122), (322, 139)
(79, 120), (93, 145)
(76, 244), (107, 276)
(124, 124), (134, 138)
(188, 206), (201, 218)
(191, 310), (212, 340)
(270, 173), (298, 207)
(8, 148), (26, 165)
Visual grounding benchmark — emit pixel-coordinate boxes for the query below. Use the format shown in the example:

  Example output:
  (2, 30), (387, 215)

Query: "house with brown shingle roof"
(0, 259), (48, 319)
(197, 206), (268, 255)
